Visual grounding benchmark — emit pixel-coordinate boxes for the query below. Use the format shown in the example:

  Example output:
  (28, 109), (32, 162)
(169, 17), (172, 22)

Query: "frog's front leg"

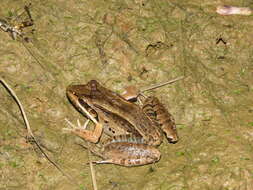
(64, 95), (103, 143)
(64, 118), (103, 143)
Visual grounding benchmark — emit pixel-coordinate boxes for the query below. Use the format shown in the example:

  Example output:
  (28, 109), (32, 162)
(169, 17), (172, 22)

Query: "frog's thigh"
(98, 142), (161, 166)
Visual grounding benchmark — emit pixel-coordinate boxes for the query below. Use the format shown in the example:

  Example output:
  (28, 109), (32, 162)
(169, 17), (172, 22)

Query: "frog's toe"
(64, 118), (76, 128)
(64, 118), (89, 129)
(92, 159), (114, 165)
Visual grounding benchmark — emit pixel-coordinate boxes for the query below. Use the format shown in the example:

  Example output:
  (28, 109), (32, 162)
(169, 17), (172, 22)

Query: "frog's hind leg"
(95, 142), (161, 166)
(142, 96), (179, 143)
(95, 135), (161, 166)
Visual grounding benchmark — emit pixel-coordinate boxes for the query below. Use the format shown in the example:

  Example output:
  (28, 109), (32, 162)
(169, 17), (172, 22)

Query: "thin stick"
(24, 3), (33, 22)
(0, 78), (80, 187)
(12, 3), (32, 22)
(88, 142), (98, 190)
(140, 76), (185, 93)
(21, 41), (45, 70)
(85, 120), (98, 190)
(0, 78), (33, 136)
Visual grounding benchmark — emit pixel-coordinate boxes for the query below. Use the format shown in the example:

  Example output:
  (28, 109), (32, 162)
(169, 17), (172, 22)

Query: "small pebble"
(216, 5), (252, 16)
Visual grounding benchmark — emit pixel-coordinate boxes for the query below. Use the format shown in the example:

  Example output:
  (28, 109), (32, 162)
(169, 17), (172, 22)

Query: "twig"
(140, 76), (185, 93)
(21, 41), (45, 70)
(121, 76), (185, 100)
(12, 3), (32, 22)
(0, 78), (33, 137)
(0, 78), (81, 188)
(88, 142), (98, 190)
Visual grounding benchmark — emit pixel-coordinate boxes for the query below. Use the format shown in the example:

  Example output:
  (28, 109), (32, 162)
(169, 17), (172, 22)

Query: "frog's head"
(66, 80), (101, 116)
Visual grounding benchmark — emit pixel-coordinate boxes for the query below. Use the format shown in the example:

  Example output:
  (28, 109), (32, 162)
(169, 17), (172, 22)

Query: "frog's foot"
(63, 118), (103, 143)
(93, 142), (161, 166)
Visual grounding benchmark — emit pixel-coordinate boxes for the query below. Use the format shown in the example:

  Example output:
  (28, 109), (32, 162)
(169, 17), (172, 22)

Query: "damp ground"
(0, 0), (252, 190)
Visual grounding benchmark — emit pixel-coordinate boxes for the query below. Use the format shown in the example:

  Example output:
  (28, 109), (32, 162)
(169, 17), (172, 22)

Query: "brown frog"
(65, 80), (178, 166)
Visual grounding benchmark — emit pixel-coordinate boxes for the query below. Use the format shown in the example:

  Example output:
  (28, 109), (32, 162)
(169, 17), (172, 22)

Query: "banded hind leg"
(93, 135), (161, 166)
(142, 96), (178, 143)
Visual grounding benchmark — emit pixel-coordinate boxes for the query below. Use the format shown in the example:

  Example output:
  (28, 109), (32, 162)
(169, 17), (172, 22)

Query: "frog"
(64, 80), (178, 166)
